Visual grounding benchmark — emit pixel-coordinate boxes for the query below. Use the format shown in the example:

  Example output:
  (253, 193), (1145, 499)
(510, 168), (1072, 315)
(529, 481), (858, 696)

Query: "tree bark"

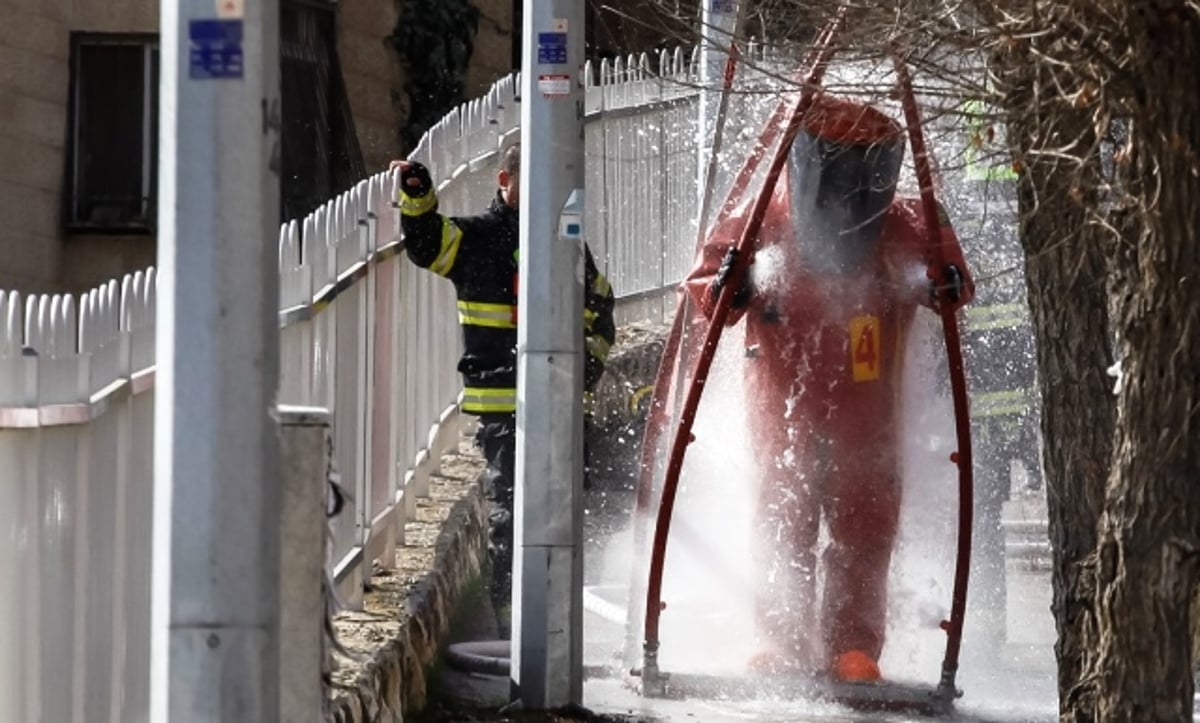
(1087, 6), (1200, 720)
(1016, 130), (1115, 722)
(996, 38), (1117, 719)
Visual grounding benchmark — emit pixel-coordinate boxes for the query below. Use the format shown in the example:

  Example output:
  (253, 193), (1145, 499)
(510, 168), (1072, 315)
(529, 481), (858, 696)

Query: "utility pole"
(696, 0), (740, 231)
(153, 0), (282, 720)
(513, 0), (586, 708)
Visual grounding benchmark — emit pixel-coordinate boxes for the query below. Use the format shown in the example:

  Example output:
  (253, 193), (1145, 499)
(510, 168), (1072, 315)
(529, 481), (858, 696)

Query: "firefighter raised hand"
(709, 246), (753, 309)
(389, 159), (433, 199)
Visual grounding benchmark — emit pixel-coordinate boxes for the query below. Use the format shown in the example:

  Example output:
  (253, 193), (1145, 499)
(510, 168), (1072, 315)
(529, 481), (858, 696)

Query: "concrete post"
(278, 406), (331, 723)
(152, 0), (283, 720)
(513, 0), (586, 709)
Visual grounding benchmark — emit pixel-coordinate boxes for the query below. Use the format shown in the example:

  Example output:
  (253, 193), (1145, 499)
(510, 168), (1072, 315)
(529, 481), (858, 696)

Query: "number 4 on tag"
(850, 315), (881, 382)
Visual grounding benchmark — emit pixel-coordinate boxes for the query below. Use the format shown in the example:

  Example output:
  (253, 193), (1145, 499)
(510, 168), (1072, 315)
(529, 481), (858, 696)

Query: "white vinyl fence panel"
(277, 172), (463, 603)
(0, 273), (156, 723)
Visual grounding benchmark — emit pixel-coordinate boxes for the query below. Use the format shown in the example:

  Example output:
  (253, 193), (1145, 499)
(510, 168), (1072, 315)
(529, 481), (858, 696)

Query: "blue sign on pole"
(710, 0), (736, 12)
(189, 19), (244, 79)
(537, 32), (568, 65)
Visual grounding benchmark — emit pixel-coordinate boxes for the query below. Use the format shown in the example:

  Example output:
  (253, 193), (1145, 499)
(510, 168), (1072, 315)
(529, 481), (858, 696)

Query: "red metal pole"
(630, 65), (791, 527)
(627, 32), (784, 666)
(640, 10), (848, 686)
(892, 51), (974, 698)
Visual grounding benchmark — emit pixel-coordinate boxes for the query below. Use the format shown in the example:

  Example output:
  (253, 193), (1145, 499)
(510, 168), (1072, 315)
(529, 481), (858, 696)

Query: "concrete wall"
(3, 2), (93, 291)
(66, 0), (164, 293)
(338, 0), (515, 174)
(337, 0), (406, 174)
(0, 0), (160, 293)
(466, 0), (515, 100)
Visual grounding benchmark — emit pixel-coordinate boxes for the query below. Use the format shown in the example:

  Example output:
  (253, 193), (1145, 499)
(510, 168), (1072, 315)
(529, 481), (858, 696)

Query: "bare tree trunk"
(1086, 8), (1200, 721)
(1193, 587), (1200, 681)
(997, 43), (1117, 718)
(1016, 130), (1115, 722)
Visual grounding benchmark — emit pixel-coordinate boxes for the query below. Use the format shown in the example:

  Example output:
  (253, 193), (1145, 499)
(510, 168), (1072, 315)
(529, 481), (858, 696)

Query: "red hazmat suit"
(684, 95), (974, 679)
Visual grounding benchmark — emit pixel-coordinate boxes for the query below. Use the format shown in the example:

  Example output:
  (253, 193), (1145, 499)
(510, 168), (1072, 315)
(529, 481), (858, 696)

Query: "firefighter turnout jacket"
(398, 167), (616, 417)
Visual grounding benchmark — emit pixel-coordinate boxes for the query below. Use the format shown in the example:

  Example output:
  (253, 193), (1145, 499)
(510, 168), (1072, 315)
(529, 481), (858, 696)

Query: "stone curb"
(324, 437), (488, 722)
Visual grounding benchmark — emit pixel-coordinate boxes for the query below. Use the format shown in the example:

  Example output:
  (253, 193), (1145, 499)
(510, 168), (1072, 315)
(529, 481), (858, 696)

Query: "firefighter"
(685, 95), (974, 683)
(390, 143), (616, 639)
(954, 100), (1043, 646)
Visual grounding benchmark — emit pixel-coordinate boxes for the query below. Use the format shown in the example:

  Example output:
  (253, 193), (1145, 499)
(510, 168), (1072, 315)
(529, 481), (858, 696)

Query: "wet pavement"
(577, 483), (1061, 722)
(426, 418), (1069, 722)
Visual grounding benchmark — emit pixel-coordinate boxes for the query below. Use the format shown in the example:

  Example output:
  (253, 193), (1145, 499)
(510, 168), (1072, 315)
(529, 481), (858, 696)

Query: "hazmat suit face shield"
(787, 100), (905, 274)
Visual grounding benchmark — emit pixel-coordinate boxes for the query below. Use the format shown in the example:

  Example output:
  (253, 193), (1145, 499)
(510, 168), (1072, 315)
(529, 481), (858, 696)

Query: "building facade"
(0, 0), (515, 293)
(0, 0), (696, 293)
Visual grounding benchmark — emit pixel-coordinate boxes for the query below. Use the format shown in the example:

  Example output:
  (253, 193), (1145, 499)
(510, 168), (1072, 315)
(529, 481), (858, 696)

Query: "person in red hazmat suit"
(685, 94), (974, 683)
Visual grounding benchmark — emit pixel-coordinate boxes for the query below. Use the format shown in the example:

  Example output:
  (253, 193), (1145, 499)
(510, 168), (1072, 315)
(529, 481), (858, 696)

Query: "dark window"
(68, 35), (159, 232)
(280, 0), (365, 222)
(513, 0), (523, 70)
(67, 11), (365, 232)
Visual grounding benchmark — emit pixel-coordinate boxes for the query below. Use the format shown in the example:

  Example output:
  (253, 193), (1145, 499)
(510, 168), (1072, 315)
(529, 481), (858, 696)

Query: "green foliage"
(389, 0), (480, 152)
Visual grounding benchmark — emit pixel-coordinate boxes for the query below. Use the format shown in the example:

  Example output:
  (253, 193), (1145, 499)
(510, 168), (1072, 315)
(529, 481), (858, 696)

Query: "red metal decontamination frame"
(629, 16), (975, 707)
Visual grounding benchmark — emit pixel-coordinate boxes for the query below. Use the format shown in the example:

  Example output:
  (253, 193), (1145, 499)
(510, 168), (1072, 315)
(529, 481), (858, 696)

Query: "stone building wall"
(0, 0), (516, 293)
(466, 0), (515, 100)
(337, 0), (406, 175)
(0, 0), (159, 293)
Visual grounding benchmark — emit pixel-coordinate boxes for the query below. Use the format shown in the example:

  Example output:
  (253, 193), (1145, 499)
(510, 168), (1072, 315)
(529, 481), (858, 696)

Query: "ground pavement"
(418, 421), (1082, 722)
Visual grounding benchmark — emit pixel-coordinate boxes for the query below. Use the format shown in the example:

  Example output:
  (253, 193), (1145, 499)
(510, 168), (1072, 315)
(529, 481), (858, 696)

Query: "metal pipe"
(630, 13), (842, 679)
(628, 11), (809, 565)
(696, 0), (746, 233)
(891, 51), (974, 700)
(626, 3), (756, 663)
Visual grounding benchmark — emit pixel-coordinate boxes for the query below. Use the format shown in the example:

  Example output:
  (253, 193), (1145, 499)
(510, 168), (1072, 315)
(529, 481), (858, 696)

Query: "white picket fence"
(0, 42), (795, 722)
(0, 277), (157, 723)
(277, 170), (464, 601)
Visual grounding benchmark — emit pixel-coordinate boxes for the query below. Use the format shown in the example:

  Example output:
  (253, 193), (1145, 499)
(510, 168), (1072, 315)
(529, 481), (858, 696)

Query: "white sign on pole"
(538, 74), (571, 97)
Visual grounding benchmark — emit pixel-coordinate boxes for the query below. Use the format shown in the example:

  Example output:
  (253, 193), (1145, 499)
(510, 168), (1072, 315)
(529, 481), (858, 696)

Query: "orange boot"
(831, 650), (881, 683)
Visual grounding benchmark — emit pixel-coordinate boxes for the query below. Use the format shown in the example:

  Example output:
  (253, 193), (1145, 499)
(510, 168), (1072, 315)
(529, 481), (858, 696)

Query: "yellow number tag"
(850, 315), (881, 382)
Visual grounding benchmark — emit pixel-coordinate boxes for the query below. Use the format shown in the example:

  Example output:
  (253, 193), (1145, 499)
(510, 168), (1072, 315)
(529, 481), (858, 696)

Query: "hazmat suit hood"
(787, 95), (905, 273)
